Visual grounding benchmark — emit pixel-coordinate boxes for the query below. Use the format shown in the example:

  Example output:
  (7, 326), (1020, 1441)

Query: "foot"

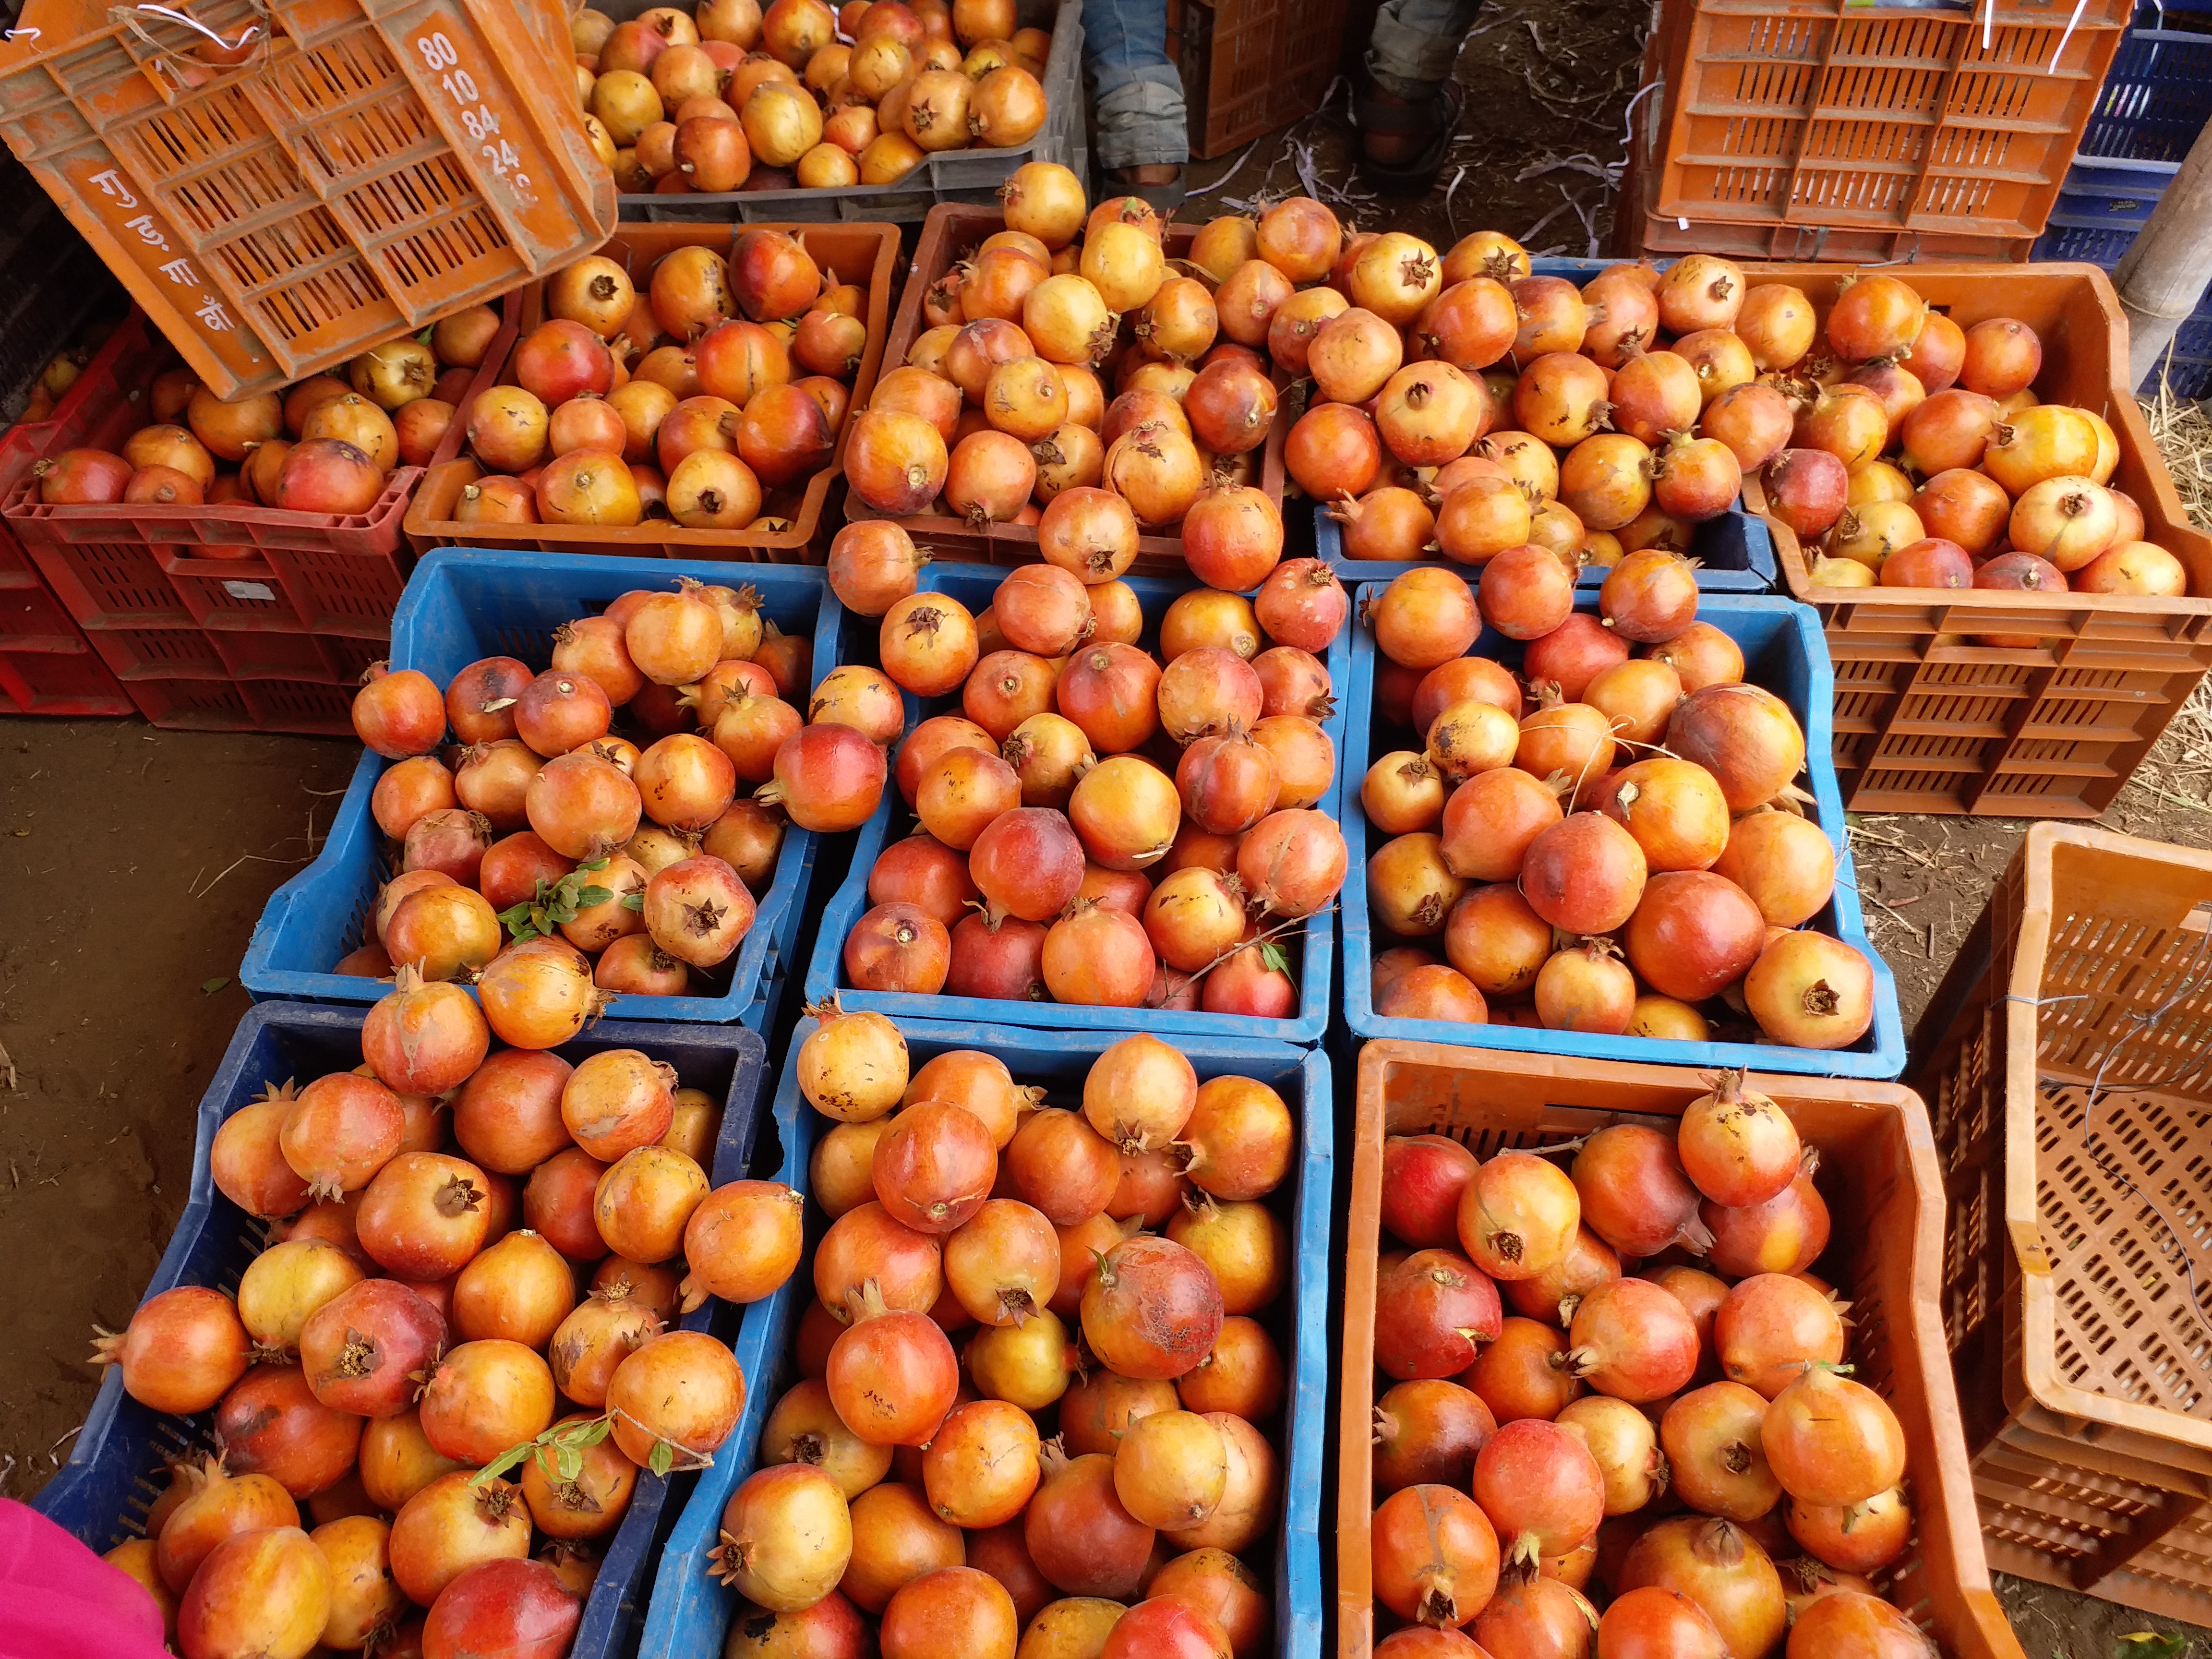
(1099, 162), (1187, 216)
(1359, 89), (1429, 166)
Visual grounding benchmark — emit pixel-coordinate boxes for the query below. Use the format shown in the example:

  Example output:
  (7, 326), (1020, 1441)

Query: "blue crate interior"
(240, 548), (841, 1032)
(33, 1002), (769, 1659)
(802, 562), (1348, 1045)
(639, 1014), (1330, 1659)
(1315, 502), (1779, 591)
(1338, 584), (1907, 1079)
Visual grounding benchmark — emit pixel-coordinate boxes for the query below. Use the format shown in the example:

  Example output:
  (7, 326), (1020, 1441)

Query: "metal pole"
(2116, 112), (2212, 390)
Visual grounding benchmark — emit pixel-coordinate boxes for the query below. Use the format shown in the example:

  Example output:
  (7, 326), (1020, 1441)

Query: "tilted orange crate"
(0, 0), (616, 399)
(1915, 824), (2212, 1623)
(1640, 0), (2132, 262)
(1340, 1041), (2025, 1659)
(404, 222), (901, 563)
(1732, 261), (2212, 818)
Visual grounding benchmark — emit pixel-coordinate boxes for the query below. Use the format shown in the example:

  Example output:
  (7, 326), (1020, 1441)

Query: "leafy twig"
(498, 857), (616, 943)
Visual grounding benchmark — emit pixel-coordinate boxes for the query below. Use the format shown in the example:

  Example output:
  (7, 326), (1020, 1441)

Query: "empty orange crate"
(1165, 0), (1350, 159)
(1914, 825), (2212, 1622)
(405, 221), (901, 564)
(1725, 261), (2212, 817)
(0, 0), (616, 398)
(1342, 1042), (2027, 1659)
(1641, 0), (2131, 261)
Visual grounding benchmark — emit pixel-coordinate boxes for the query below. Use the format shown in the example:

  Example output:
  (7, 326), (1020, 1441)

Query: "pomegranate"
(1678, 1069), (1803, 1207)
(1474, 1418), (1606, 1570)
(1617, 1516), (1786, 1659)
(1457, 1151), (1580, 1282)
(1372, 1484), (1500, 1628)
(1375, 1248), (1504, 1379)
(1744, 932), (1876, 1050)
(1559, 1277), (1701, 1402)
(89, 1286), (250, 1415)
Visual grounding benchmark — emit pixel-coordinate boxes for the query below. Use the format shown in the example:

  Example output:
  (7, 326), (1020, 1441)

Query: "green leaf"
(621, 892), (645, 912)
(200, 976), (229, 995)
(554, 1443), (584, 1483)
(578, 856), (611, 873)
(470, 1443), (531, 1485)
(649, 1439), (675, 1478)
(2118, 1635), (2189, 1659)
(574, 1418), (613, 1448)
(574, 885), (613, 910)
(1257, 939), (1291, 976)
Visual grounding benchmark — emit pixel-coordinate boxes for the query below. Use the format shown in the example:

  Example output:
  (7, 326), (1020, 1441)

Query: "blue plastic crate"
(1339, 583), (1908, 1079)
(2080, 13), (2212, 167)
(32, 1000), (770, 1658)
(240, 548), (842, 1032)
(1316, 503), (1779, 592)
(801, 562), (1348, 1045)
(639, 1014), (1329, 1659)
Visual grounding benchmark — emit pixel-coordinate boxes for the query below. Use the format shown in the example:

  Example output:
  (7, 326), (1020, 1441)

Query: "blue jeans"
(1368, 0), (1485, 98)
(1082, 0), (1187, 170)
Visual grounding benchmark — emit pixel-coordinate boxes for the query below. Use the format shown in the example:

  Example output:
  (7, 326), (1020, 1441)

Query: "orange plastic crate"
(1914, 825), (2212, 1622)
(1342, 1042), (2027, 1659)
(0, 0), (616, 398)
(1726, 261), (2212, 818)
(1165, 0), (1350, 159)
(1641, 0), (2131, 260)
(405, 222), (902, 564)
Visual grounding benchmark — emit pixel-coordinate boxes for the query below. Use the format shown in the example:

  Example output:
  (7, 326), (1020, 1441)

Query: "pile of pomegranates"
(1358, 564), (1880, 1052)
(823, 541), (1351, 1013)
(440, 227), (870, 534)
(29, 309), (499, 523)
(1736, 277), (2190, 607)
(715, 1010), (1299, 1656)
(91, 999), (797, 1658)
(844, 174), (1306, 551)
(15, 313), (117, 425)
(1366, 1072), (1925, 1659)
(1282, 227), (2188, 609)
(344, 574), (878, 1011)
(571, 0), (1052, 197)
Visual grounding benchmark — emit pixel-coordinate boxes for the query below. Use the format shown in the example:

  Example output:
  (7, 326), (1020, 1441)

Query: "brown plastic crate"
(1165, 0), (1350, 159)
(404, 221), (901, 564)
(1723, 261), (2212, 817)
(850, 203), (1289, 576)
(1341, 1041), (2027, 1659)
(0, 0), (616, 398)
(1914, 825), (2212, 1621)
(1641, 0), (2130, 261)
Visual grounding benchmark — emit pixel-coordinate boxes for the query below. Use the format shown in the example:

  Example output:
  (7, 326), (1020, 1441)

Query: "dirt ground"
(3, 0), (2211, 1650)
(0, 726), (356, 1498)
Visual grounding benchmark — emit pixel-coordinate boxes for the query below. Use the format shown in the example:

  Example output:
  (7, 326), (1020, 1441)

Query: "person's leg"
(1368, 0), (1486, 98)
(1083, 0), (1187, 199)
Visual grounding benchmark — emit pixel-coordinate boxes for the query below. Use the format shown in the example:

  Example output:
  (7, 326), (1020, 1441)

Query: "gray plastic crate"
(613, 0), (1085, 225)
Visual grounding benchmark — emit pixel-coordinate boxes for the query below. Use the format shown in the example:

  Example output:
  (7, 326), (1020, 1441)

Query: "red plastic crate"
(0, 578), (78, 649)
(0, 639), (130, 715)
(118, 675), (253, 731)
(7, 312), (416, 639)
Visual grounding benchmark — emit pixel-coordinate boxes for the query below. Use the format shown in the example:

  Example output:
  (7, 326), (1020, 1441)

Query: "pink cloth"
(0, 1497), (171, 1659)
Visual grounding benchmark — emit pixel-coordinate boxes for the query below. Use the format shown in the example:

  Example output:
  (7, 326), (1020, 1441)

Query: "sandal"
(1353, 72), (1461, 198)
(1097, 164), (1187, 220)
